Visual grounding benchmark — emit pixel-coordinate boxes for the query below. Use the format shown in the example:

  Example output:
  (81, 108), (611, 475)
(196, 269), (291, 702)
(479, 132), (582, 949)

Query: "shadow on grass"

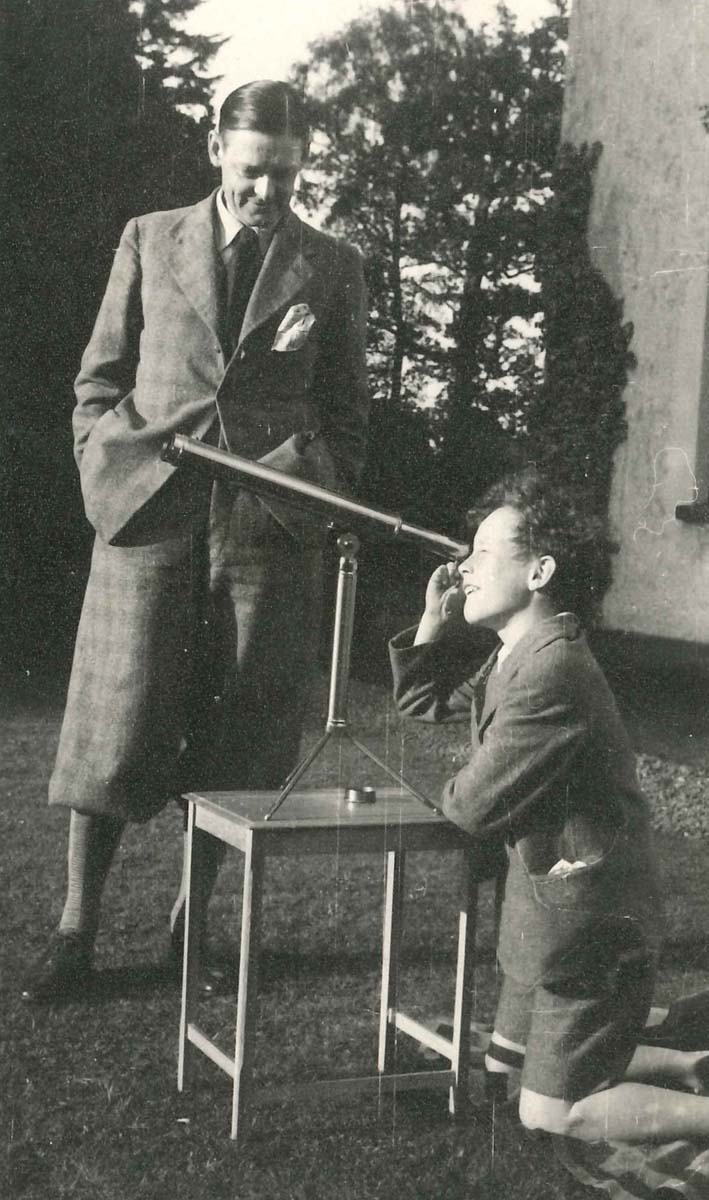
(2, 963), (180, 1008)
(658, 935), (709, 972)
(76, 941), (500, 1005)
(25, 961), (184, 1008)
(257, 942), (497, 987)
(93, 960), (180, 999)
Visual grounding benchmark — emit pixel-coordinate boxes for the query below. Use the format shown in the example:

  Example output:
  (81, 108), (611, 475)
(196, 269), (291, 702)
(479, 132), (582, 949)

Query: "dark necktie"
(226, 226), (262, 351)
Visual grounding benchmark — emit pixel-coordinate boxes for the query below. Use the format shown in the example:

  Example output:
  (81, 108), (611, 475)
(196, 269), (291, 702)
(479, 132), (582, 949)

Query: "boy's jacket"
(390, 614), (662, 985)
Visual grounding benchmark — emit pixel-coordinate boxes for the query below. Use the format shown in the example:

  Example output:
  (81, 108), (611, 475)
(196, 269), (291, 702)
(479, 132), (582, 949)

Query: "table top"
(183, 786), (451, 831)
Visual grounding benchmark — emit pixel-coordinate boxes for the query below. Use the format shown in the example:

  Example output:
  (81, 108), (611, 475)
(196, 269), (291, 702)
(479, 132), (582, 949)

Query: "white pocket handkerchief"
(272, 303), (316, 352)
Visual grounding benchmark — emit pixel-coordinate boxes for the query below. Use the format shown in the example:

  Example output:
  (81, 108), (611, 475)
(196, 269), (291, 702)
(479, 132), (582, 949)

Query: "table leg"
(230, 831), (265, 1142)
(378, 848), (406, 1075)
(178, 802), (208, 1093)
(449, 850), (478, 1118)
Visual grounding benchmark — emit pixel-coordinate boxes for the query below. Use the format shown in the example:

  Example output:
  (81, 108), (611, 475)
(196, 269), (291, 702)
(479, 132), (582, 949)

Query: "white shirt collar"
(215, 188), (246, 251)
(496, 612), (576, 671)
(497, 642), (512, 669)
(214, 189), (278, 256)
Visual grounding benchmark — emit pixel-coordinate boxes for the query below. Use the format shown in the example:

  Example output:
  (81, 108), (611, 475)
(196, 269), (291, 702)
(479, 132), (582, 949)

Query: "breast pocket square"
(272, 303), (316, 352)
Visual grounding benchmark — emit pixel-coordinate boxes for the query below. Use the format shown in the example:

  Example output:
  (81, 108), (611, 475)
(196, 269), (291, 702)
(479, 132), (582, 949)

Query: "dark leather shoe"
(20, 932), (93, 1003)
(169, 912), (230, 998)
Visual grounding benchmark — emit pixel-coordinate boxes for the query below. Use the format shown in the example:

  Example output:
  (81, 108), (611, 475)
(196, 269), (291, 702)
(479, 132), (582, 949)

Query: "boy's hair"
(218, 80), (309, 149)
(468, 467), (617, 625)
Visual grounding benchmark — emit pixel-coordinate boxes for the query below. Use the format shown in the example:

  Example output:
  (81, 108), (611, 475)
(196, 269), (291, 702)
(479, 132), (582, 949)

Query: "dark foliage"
(526, 141), (636, 514)
(292, 2), (634, 667)
(0, 0), (219, 680)
(1, 1), (638, 686)
(294, 0), (568, 543)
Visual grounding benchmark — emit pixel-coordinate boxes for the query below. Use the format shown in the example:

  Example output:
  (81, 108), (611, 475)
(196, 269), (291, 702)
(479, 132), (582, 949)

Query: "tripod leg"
(264, 730), (334, 820)
(348, 733), (438, 812)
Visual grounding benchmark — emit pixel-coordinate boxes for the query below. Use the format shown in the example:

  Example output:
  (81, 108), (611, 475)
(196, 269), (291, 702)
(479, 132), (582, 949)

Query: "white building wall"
(562, 0), (709, 642)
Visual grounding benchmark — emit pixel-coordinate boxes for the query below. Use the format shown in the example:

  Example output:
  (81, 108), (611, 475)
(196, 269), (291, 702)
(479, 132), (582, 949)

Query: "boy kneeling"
(390, 470), (709, 1143)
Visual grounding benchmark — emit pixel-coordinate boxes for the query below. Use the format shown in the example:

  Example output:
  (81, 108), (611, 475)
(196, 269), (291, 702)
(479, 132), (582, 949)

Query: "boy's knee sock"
(485, 1031), (526, 1099)
(484, 1027), (525, 1075)
(485, 1031), (526, 1072)
(59, 810), (125, 943)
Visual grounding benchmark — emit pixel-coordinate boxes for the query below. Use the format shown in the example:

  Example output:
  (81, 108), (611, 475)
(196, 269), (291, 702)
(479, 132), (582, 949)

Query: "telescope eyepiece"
(161, 436), (183, 466)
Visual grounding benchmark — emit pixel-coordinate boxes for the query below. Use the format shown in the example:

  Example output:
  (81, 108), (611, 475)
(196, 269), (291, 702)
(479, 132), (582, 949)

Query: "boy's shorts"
(494, 948), (656, 1101)
(494, 829), (661, 1101)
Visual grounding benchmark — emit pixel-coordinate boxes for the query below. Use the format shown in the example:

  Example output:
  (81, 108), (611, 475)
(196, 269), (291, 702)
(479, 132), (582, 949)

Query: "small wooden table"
(177, 786), (480, 1142)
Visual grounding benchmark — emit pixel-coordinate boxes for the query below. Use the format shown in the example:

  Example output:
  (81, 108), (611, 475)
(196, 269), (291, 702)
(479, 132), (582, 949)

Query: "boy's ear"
(528, 554), (557, 592)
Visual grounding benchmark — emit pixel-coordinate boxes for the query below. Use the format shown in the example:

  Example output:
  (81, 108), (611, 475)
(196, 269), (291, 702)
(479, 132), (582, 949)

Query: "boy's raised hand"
(426, 562), (464, 617)
(415, 562), (464, 644)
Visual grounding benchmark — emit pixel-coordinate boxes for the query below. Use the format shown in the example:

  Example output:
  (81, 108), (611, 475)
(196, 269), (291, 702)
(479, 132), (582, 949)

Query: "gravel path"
(638, 755), (709, 839)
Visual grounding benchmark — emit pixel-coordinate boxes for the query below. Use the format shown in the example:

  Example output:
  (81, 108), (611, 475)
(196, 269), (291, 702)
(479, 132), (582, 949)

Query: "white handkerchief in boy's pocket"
(272, 303), (316, 352)
(547, 858), (588, 878)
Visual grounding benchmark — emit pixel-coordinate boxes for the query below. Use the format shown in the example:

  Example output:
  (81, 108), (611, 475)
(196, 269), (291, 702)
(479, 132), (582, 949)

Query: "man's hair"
(468, 467), (617, 625)
(218, 80), (309, 148)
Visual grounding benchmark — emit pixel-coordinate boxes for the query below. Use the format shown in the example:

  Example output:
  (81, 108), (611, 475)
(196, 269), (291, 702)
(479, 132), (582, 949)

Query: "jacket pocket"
(528, 837), (618, 907)
(499, 834), (658, 989)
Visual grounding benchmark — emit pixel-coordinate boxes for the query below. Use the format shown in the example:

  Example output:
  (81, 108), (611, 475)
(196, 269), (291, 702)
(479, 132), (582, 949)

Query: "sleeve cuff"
(388, 625), (421, 653)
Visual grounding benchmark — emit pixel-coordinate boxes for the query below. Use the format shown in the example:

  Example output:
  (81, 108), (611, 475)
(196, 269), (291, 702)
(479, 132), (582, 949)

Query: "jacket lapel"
(238, 211), (314, 347)
(471, 649), (501, 730)
(167, 191), (223, 341)
(476, 656), (503, 733)
(476, 615), (583, 733)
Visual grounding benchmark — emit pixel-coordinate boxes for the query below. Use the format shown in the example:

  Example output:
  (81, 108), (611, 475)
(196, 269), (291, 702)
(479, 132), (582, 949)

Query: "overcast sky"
(186, 0), (558, 112)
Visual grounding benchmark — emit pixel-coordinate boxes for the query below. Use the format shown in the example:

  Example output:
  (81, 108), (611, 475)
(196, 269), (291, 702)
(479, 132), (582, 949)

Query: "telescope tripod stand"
(265, 532), (434, 820)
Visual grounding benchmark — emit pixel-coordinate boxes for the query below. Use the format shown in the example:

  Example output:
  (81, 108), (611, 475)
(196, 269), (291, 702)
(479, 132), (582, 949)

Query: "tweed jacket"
(47, 195), (368, 818)
(74, 193), (369, 545)
(390, 615), (662, 986)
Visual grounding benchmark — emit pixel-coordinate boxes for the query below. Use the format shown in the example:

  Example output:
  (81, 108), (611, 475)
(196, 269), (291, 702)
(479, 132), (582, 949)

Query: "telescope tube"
(162, 434), (467, 558)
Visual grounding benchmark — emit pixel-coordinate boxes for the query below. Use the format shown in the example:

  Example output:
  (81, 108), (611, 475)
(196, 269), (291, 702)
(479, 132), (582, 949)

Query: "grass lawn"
(2, 673), (709, 1200)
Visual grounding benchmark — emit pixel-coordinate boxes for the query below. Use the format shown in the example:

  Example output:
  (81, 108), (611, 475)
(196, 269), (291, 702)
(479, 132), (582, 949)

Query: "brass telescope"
(163, 434), (466, 818)
(163, 434), (467, 559)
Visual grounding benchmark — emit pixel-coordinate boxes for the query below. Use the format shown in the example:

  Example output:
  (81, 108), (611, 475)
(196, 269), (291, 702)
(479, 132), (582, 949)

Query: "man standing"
(22, 80), (369, 1002)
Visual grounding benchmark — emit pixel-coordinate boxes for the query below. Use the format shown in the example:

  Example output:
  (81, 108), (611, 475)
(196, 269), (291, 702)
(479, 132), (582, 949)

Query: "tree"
(2, 0), (219, 437)
(528, 141), (635, 511)
(137, 0), (219, 110)
(293, 0), (567, 533)
(0, 0), (220, 680)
